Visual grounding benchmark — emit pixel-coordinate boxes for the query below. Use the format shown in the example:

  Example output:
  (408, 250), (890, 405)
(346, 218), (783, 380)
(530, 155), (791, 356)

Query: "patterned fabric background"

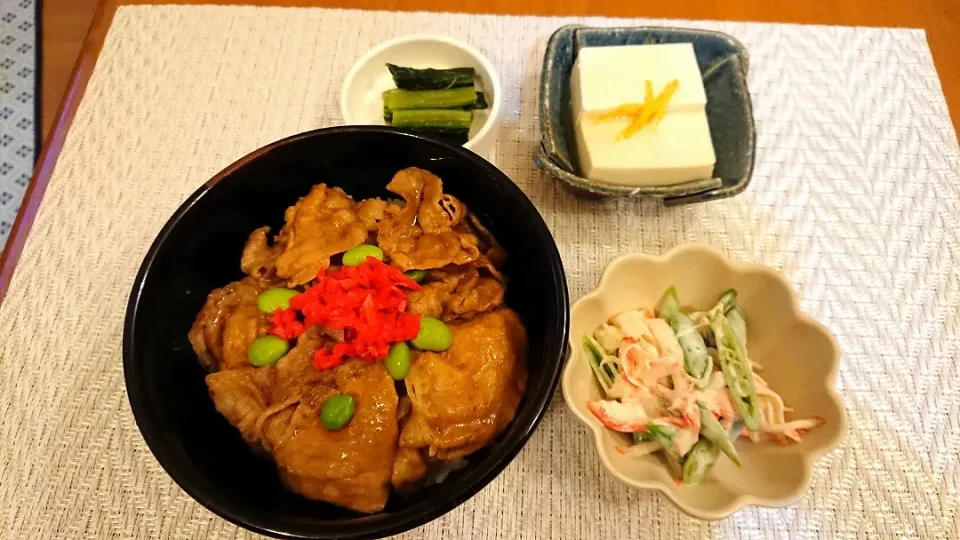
(0, 0), (36, 247)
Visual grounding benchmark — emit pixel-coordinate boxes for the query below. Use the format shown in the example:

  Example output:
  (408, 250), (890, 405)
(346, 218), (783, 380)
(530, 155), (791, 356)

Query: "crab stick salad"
(584, 287), (824, 485)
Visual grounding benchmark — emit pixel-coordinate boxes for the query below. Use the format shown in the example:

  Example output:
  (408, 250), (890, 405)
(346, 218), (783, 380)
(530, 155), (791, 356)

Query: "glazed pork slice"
(406, 267), (504, 322)
(188, 277), (269, 372)
(376, 168), (483, 271)
(206, 331), (399, 513)
(240, 226), (285, 286)
(394, 308), (526, 487)
(274, 361), (399, 513)
(274, 184), (368, 286)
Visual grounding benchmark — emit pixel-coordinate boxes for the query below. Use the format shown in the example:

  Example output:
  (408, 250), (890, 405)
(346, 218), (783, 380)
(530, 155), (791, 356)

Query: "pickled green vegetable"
(387, 63), (475, 91)
(342, 244), (384, 267)
(411, 316), (452, 351)
(404, 270), (428, 283)
(256, 288), (299, 313)
(383, 86), (479, 110)
(247, 335), (289, 367)
(385, 342), (412, 380)
(383, 92), (487, 122)
(389, 109), (472, 130)
(320, 394), (356, 430)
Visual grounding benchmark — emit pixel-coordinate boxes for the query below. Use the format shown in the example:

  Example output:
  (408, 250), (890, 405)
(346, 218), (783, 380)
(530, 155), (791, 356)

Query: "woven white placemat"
(2, 5), (959, 539)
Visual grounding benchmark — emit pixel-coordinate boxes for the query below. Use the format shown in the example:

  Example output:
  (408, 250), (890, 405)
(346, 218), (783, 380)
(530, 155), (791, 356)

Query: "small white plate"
(340, 34), (502, 157)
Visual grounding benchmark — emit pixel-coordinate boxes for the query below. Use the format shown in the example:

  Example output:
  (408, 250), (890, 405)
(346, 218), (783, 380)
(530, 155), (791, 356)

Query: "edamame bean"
(342, 244), (384, 267)
(385, 342), (411, 380)
(404, 270), (428, 283)
(321, 394), (356, 430)
(247, 335), (289, 367)
(411, 317), (452, 351)
(256, 288), (299, 313)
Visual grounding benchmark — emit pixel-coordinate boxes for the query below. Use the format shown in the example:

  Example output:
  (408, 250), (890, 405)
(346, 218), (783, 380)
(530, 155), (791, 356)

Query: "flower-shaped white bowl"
(561, 244), (846, 520)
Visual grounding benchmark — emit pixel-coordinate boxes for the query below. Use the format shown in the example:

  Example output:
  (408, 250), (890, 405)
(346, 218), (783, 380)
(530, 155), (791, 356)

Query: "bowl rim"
(122, 126), (569, 539)
(339, 33), (503, 153)
(560, 243), (847, 520)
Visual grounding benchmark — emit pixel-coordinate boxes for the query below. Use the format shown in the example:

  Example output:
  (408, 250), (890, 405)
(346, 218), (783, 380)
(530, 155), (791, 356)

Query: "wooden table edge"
(0, 0), (115, 301)
(5, 0), (959, 303)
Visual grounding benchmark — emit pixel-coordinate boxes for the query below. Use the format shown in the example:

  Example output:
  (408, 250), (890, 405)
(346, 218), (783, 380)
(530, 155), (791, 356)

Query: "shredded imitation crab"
(583, 287), (824, 485)
(269, 257), (422, 371)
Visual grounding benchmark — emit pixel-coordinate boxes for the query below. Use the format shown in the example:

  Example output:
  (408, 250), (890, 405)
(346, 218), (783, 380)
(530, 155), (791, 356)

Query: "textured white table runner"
(2, 5), (959, 539)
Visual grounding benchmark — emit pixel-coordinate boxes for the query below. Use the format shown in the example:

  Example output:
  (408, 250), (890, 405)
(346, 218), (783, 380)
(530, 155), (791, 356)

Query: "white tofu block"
(574, 112), (716, 187)
(570, 43), (717, 187)
(573, 44), (707, 113)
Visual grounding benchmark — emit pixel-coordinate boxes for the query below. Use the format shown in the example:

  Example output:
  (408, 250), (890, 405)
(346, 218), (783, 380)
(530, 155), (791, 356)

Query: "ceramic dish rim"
(339, 33), (502, 153)
(123, 126), (569, 539)
(560, 243), (847, 520)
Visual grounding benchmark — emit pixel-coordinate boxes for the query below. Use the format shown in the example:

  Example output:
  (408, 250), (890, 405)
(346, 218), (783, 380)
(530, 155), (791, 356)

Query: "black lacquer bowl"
(123, 126), (569, 539)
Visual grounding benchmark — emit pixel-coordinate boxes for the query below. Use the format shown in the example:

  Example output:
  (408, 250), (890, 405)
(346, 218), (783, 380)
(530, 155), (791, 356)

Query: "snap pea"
(411, 317), (452, 351)
(320, 394), (356, 430)
(681, 439), (718, 485)
(640, 423), (680, 462)
(696, 402), (741, 466)
(681, 420), (743, 485)
(247, 335), (289, 367)
(583, 334), (616, 393)
(727, 305), (747, 348)
(710, 312), (761, 430)
(404, 270), (428, 283)
(716, 289), (738, 313)
(342, 244), (384, 267)
(256, 287), (299, 313)
(385, 342), (411, 380)
(656, 286), (681, 320)
(672, 313), (712, 384)
(657, 287), (711, 384)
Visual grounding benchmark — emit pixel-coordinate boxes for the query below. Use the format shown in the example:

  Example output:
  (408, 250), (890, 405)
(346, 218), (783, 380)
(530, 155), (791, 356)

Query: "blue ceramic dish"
(537, 25), (756, 206)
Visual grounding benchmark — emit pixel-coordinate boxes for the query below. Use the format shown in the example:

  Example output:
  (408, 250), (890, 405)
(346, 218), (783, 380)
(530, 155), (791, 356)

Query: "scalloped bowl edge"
(560, 244), (846, 520)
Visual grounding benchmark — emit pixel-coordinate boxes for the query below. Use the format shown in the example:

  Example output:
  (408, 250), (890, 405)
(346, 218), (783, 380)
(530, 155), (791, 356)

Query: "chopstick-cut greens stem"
(390, 109), (473, 130)
(387, 63), (476, 90)
(710, 312), (761, 430)
(657, 286), (711, 384)
(383, 92), (487, 122)
(472, 91), (489, 110)
(383, 87), (479, 110)
(696, 402), (741, 466)
(583, 334), (616, 394)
